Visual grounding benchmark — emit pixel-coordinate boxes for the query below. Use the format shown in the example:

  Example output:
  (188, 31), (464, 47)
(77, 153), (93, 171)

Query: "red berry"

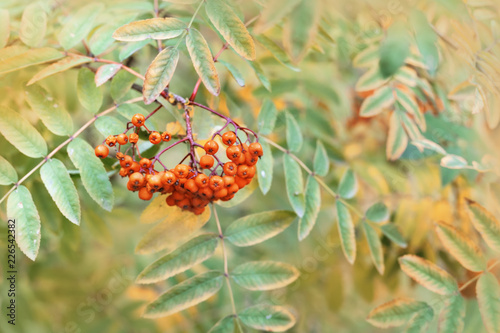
(95, 145), (109, 158)
(200, 155), (215, 169)
(222, 131), (237, 146)
(204, 140), (219, 155)
(132, 114), (145, 127)
(149, 131), (162, 144)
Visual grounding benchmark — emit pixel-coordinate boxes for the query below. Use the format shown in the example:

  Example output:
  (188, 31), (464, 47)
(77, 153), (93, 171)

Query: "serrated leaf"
(439, 295), (465, 333)
(353, 45), (379, 68)
(67, 138), (114, 211)
(285, 111), (303, 152)
(206, 0), (255, 60)
(256, 35), (299, 71)
(143, 46), (179, 104)
(239, 304), (296, 332)
(119, 40), (150, 62)
(405, 303), (434, 333)
(248, 60), (271, 91)
(253, 0), (301, 34)
(95, 64), (122, 87)
(0, 9), (9, 49)
(7, 186), (41, 261)
(355, 67), (390, 92)
(232, 261), (299, 291)
(95, 116), (124, 138)
(399, 255), (457, 295)
(208, 316), (237, 333)
(298, 176), (321, 241)
(257, 100), (277, 135)
(0, 108), (47, 158)
(363, 222), (384, 274)
(313, 140), (328, 177)
(225, 210), (296, 247)
(25, 84), (74, 136)
(0, 156), (17, 185)
(113, 18), (185, 41)
(136, 233), (219, 284)
(395, 66), (418, 87)
(217, 60), (245, 87)
(77, 67), (103, 113)
(111, 69), (138, 102)
(379, 21), (411, 77)
(40, 159), (81, 225)
(338, 168), (358, 199)
(360, 85), (394, 117)
(283, 154), (305, 217)
(143, 271), (223, 318)
(27, 55), (92, 86)
(368, 298), (430, 328)
(257, 139), (273, 195)
(435, 221), (486, 272)
(336, 201), (356, 264)
(366, 202), (389, 223)
(387, 111), (408, 160)
(466, 199), (500, 253)
(57, 3), (104, 50)
(380, 223), (407, 247)
(395, 87), (419, 116)
(186, 28), (220, 96)
(20, 3), (47, 47)
(476, 272), (500, 333)
(400, 111), (421, 140)
(0, 47), (64, 75)
(440, 154), (468, 169)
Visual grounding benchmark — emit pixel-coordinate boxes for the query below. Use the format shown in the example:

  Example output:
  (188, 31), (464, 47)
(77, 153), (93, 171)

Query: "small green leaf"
(440, 154), (468, 169)
(338, 168), (357, 199)
(208, 316), (237, 333)
(0, 156), (17, 185)
(465, 199), (500, 253)
(257, 100), (278, 135)
(285, 111), (303, 153)
(206, 0), (255, 60)
(257, 139), (273, 195)
(379, 21), (411, 77)
(353, 45), (378, 68)
(439, 296), (465, 333)
(359, 85), (394, 117)
(336, 201), (356, 264)
(186, 28), (220, 96)
(20, 3), (47, 47)
(95, 116), (125, 138)
(410, 11), (438, 73)
(399, 255), (457, 295)
(253, 0), (301, 34)
(0, 47), (64, 75)
(143, 271), (224, 318)
(143, 46), (179, 104)
(57, 3), (104, 50)
(88, 16), (137, 56)
(77, 67), (103, 114)
(0, 108), (47, 158)
(225, 210), (296, 247)
(367, 298), (430, 328)
(239, 304), (296, 332)
(27, 55), (92, 86)
(363, 222), (384, 275)
(40, 159), (81, 225)
(298, 176), (321, 241)
(313, 140), (329, 177)
(411, 139), (446, 155)
(217, 60), (245, 87)
(386, 112), (408, 160)
(476, 272), (500, 333)
(113, 18), (185, 41)
(95, 64), (122, 87)
(256, 35), (299, 71)
(395, 87), (418, 116)
(405, 303), (434, 333)
(136, 233), (219, 284)
(366, 202), (389, 223)
(248, 60), (271, 91)
(0, 9), (9, 48)
(283, 154), (305, 217)
(119, 40), (150, 62)
(7, 186), (41, 261)
(232, 261), (299, 291)
(380, 223), (407, 247)
(111, 69), (138, 102)
(67, 138), (114, 211)
(355, 67), (389, 93)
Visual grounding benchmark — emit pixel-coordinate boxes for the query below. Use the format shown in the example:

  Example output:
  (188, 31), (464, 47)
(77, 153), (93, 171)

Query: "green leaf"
(19, 3), (47, 47)
(136, 233), (219, 284)
(313, 140), (329, 177)
(117, 103), (155, 130)
(111, 69), (138, 102)
(363, 222), (384, 275)
(367, 298), (430, 328)
(27, 55), (92, 86)
(366, 202), (389, 223)
(410, 11), (438, 73)
(466, 199), (500, 253)
(0, 47), (64, 75)
(248, 60), (271, 91)
(476, 272), (500, 333)
(439, 296), (465, 333)
(0, 156), (17, 185)
(239, 304), (296, 332)
(355, 67), (390, 92)
(95, 64), (122, 87)
(257, 139), (273, 195)
(208, 316), (237, 333)
(405, 303), (434, 333)
(398, 255), (457, 295)
(119, 40), (150, 62)
(435, 221), (486, 272)
(143, 271), (224, 319)
(359, 85), (394, 117)
(143, 46), (179, 104)
(253, 0), (301, 34)
(283, 154), (305, 217)
(386, 112), (408, 160)
(285, 111), (303, 153)
(89, 16), (137, 56)
(0, 9), (9, 49)
(40, 159), (81, 225)
(7, 186), (41, 261)
(378, 21), (411, 77)
(283, 0), (320, 63)
(298, 176), (321, 241)
(113, 18), (185, 41)
(232, 261), (299, 291)
(353, 45), (379, 68)
(25, 84), (73, 136)
(94, 116), (124, 138)
(225, 210), (296, 247)
(186, 28), (220, 96)
(336, 201), (356, 264)
(380, 223), (407, 247)
(0, 108), (47, 158)
(338, 168), (358, 199)
(411, 139), (446, 155)
(395, 66), (418, 87)
(67, 138), (114, 211)
(57, 3), (104, 50)
(440, 154), (468, 169)
(256, 35), (300, 71)
(77, 67), (103, 114)
(217, 60), (245, 87)
(395, 87), (419, 116)
(257, 100), (277, 135)
(206, 0), (255, 60)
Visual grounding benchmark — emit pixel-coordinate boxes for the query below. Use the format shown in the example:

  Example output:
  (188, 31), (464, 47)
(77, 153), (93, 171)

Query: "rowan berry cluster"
(94, 104), (262, 215)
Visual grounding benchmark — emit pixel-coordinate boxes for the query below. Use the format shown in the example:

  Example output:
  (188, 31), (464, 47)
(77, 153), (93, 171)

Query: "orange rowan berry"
(246, 165), (256, 178)
(177, 198), (191, 210)
(161, 171), (176, 185)
(234, 153), (246, 165)
(161, 132), (172, 142)
(119, 168), (129, 177)
(175, 178), (188, 193)
(129, 132), (139, 144)
(138, 187), (153, 200)
(204, 140), (219, 155)
(174, 164), (190, 178)
(195, 173), (209, 188)
(106, 135), (117, 147)
(222, 131), (237, 146)
(228, 183), (239, 195)
(117, 133), (128, 145)
(140, 158), (152, 169)
(199, 187), (213, 199)
(226, 146), (242, 161)
(116, 152), (125, 161)
(95, 145), (109, 158)
(130, 162), (141, 173)
(148, 175), (163, 190)
(130, 172), (145, 186)
(249, 142), (263, 157)
(223, 162), (237, 176)
(235, 176), (247, 189)
(185, 179), (199, 193)
(149, 131), (162, 144)
(171, 191), (185, 201)
(192, 197), (204, 208)
(214, 188), (228, 199)
(209, 175), (224, 191)
(127, 181), (137, 192)
(193, 207), (205, 215)
(166, 195), (176, 206)
(222, 175), (235, 188)
(132, 114), (145, 127)
(200, 155), (214, 169)
(237, 165), (250, 178)
(221, 194), (235, 202)
(120, 155), (133, 168)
